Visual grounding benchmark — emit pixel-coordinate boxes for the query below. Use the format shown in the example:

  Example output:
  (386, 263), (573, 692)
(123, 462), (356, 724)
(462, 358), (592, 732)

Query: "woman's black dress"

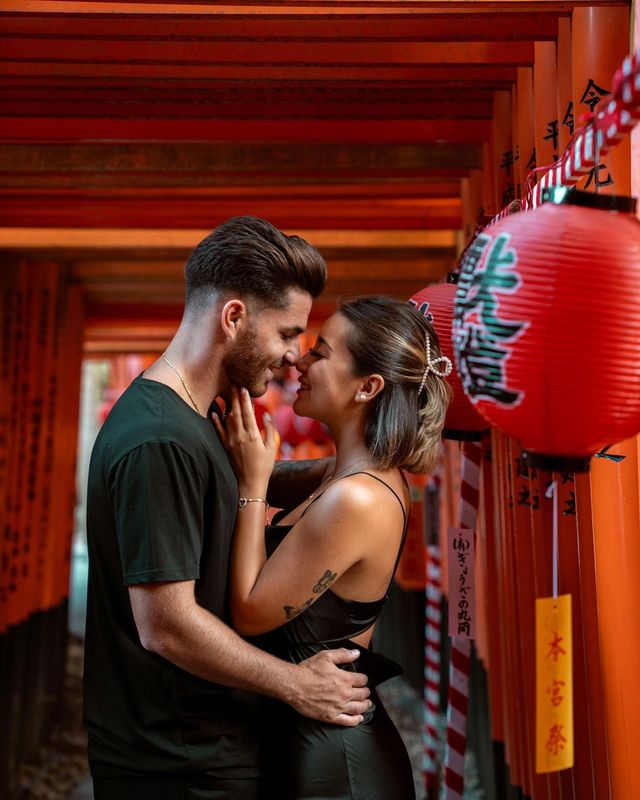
(256, 473), (417, 800)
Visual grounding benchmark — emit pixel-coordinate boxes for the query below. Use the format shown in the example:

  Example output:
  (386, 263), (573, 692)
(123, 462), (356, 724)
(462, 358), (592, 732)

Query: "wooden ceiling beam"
(0, 173), (468, 188)
(0, 100), (493, 120)
(0, 182), (463, 199)
(1, 1), (628, 14)
(0, 202), (463, 230)
(0, 83), (496, 101)
(0, 38), (533, 64)
(0, 142), (482, 174)
(0, 227), (458, 250)
(0, 62), (518, 84)
(0, 117), (490, 144)
(0, 192), (462, 211)
(0, 11), (561, 39)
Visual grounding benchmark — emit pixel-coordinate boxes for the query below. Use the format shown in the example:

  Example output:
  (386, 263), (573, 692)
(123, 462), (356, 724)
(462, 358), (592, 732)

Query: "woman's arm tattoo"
(313, 569), (337, 593)
(283, 569), (338, 620)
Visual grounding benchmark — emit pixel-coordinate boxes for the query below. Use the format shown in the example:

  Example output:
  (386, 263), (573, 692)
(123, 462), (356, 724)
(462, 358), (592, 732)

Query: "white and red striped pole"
(424, 544), (442, 794)
(443, 440), (482, 799)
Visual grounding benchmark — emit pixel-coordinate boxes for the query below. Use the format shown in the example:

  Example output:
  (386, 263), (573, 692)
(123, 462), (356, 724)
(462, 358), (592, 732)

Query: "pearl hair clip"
(417, 332), (452, 395)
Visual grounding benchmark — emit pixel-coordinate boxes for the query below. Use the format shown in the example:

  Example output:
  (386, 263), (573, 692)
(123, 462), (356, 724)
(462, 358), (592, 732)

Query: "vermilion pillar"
(556, 17), (574, 155)
(589, 438), (640, 799)
(573, 6), (640, 797)
(533, 41), (559, 170)
(571, 6), (632, 194)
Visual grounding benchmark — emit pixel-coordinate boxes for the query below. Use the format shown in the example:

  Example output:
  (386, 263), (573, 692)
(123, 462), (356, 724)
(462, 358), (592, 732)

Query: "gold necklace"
(307, 460), (372, 501)
(161, 353), (201, 415)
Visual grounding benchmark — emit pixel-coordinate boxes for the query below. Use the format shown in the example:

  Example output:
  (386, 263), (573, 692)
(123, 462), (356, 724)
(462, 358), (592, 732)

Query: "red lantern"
(452, 188), (640, 471)
(410, 279), (489, 440)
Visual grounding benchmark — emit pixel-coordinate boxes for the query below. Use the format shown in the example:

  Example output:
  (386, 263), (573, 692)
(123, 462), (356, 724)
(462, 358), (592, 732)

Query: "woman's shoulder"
(309, 470), (407, 526)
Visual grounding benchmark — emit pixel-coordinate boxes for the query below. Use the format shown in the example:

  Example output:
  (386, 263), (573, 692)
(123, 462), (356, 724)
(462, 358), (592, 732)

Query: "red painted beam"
(0, 197), (462, 229)
(0, 38), (534, 64)
(0, 142), (482, 176)
(0, 181), (463, 198)
(0, 62), (518, 83)
(0, 100), (493, 120)
(0, 11), (560, 40)
(0, 82), (495, 101)
(0, 117), (491, 143)
(0, 1), (625, 14)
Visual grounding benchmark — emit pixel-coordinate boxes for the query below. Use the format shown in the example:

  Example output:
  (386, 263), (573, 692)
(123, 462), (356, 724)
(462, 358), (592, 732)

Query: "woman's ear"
(355, 374), (385, 403)
(220, 299), (247, 341)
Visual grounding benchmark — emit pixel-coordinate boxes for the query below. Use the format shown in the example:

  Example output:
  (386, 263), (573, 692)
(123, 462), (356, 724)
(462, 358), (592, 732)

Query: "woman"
(214, 296), (452, 799)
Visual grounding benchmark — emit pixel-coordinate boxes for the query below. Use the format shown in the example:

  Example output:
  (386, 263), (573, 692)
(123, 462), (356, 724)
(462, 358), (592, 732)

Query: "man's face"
(223, 287), (313, 397)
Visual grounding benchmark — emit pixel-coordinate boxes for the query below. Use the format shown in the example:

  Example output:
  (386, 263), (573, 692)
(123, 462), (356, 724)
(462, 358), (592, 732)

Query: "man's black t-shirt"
(83, 376), (261, 778)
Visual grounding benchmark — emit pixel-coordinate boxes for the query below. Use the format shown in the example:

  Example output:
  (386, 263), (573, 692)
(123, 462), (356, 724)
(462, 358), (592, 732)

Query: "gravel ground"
(19, 638), (89, 800)
(378, 675), (485, 800)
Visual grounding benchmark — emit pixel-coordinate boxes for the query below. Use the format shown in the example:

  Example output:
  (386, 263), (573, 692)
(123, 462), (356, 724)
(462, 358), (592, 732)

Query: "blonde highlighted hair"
(339, 296), (453, 474)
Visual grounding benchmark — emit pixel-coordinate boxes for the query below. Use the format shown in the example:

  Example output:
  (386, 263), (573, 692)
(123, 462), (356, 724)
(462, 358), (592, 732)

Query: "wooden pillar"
(534, 41), (560, 171)
(0, 260), (84, 796)
(492, 91), (515, 211)
(482, 141), (499, 218)
(516, 67), (536, 198)
(589, 438), (640, 799)
(570, 7), (640, 798)
(572, 6), (632, 194)
(556, 17), (574, 155)
(574, 472), (611, 800)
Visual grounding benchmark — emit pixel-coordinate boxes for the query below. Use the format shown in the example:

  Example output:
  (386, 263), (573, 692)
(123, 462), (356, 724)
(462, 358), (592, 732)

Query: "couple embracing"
(84, 216), (452, 800)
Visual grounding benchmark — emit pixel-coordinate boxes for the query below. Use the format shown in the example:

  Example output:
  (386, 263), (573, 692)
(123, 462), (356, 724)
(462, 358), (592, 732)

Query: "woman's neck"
(331, 422), (373, 475)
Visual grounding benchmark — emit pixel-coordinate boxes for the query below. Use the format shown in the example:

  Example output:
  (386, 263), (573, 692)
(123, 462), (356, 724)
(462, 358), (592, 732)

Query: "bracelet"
(238, 497), (270, 513)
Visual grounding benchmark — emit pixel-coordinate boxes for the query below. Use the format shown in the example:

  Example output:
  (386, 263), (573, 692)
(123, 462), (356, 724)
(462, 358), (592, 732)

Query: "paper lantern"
(410, 279), (489, 440)
(452, 187), (640, 471)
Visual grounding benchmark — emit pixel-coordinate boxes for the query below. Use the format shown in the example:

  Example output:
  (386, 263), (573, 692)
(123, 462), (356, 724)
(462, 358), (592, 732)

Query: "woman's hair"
(338, 296), (453, 474)
(184, 215), (327, 311)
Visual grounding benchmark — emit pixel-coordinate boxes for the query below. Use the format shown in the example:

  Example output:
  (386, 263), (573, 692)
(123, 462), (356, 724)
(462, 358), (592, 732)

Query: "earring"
(359, 394), (366, 400)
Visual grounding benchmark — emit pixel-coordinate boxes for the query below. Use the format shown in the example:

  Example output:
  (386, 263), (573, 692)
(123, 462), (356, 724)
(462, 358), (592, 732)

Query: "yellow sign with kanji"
(535, 594), (573, 773)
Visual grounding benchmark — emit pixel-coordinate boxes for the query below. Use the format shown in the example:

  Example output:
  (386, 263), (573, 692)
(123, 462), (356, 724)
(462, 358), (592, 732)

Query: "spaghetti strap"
(299, 470), (411, 587)
(299, 470), (407, 524)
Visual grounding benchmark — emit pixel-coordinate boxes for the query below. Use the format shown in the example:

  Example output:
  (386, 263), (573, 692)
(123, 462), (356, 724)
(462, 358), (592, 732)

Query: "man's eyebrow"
(317, 336), (333, 351)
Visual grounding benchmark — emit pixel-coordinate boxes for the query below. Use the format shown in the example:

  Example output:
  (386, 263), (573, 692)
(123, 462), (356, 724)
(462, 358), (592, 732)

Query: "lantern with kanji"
(452, 188), (640, 471)
(410, 278), (489, 440)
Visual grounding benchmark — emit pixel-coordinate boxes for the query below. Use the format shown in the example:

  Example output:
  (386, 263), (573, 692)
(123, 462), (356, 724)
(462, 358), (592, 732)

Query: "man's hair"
(184, 216), (327, 310)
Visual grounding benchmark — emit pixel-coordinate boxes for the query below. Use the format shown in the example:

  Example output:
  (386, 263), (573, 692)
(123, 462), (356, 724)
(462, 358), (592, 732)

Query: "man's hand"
(287, 648), (371, 727)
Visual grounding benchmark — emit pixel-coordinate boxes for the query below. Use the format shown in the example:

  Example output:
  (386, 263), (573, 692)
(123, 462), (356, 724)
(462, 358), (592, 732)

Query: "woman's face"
(293, 312), (363, 426)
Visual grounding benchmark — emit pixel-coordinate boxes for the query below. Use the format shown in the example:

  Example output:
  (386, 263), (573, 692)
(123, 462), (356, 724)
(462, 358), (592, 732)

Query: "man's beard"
(223, 326), (274, 397)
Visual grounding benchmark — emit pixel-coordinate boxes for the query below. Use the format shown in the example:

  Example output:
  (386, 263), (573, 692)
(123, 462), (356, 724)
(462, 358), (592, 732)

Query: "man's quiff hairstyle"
(184, 216), (327, 310)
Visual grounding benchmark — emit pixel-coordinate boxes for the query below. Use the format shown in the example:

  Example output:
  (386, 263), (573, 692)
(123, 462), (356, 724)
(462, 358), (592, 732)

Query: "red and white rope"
(424, 544), (442, 789)
(444, 440), (482, 800)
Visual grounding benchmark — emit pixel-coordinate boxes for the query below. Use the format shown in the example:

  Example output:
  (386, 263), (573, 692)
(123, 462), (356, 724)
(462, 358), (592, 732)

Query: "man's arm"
(129, 580), (370, 727)
(267, 457), (335, 509)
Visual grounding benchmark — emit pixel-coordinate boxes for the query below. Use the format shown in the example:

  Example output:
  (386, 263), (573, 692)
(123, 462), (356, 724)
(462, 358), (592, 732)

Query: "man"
(84, 217), (370, 800)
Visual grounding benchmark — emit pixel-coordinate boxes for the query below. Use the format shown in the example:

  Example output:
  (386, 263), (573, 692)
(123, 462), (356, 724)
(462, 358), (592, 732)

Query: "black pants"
(93, 775), (260, 800)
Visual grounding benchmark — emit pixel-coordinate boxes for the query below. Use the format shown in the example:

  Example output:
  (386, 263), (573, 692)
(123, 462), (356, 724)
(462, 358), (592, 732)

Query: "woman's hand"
(213, 386), (276, 493)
